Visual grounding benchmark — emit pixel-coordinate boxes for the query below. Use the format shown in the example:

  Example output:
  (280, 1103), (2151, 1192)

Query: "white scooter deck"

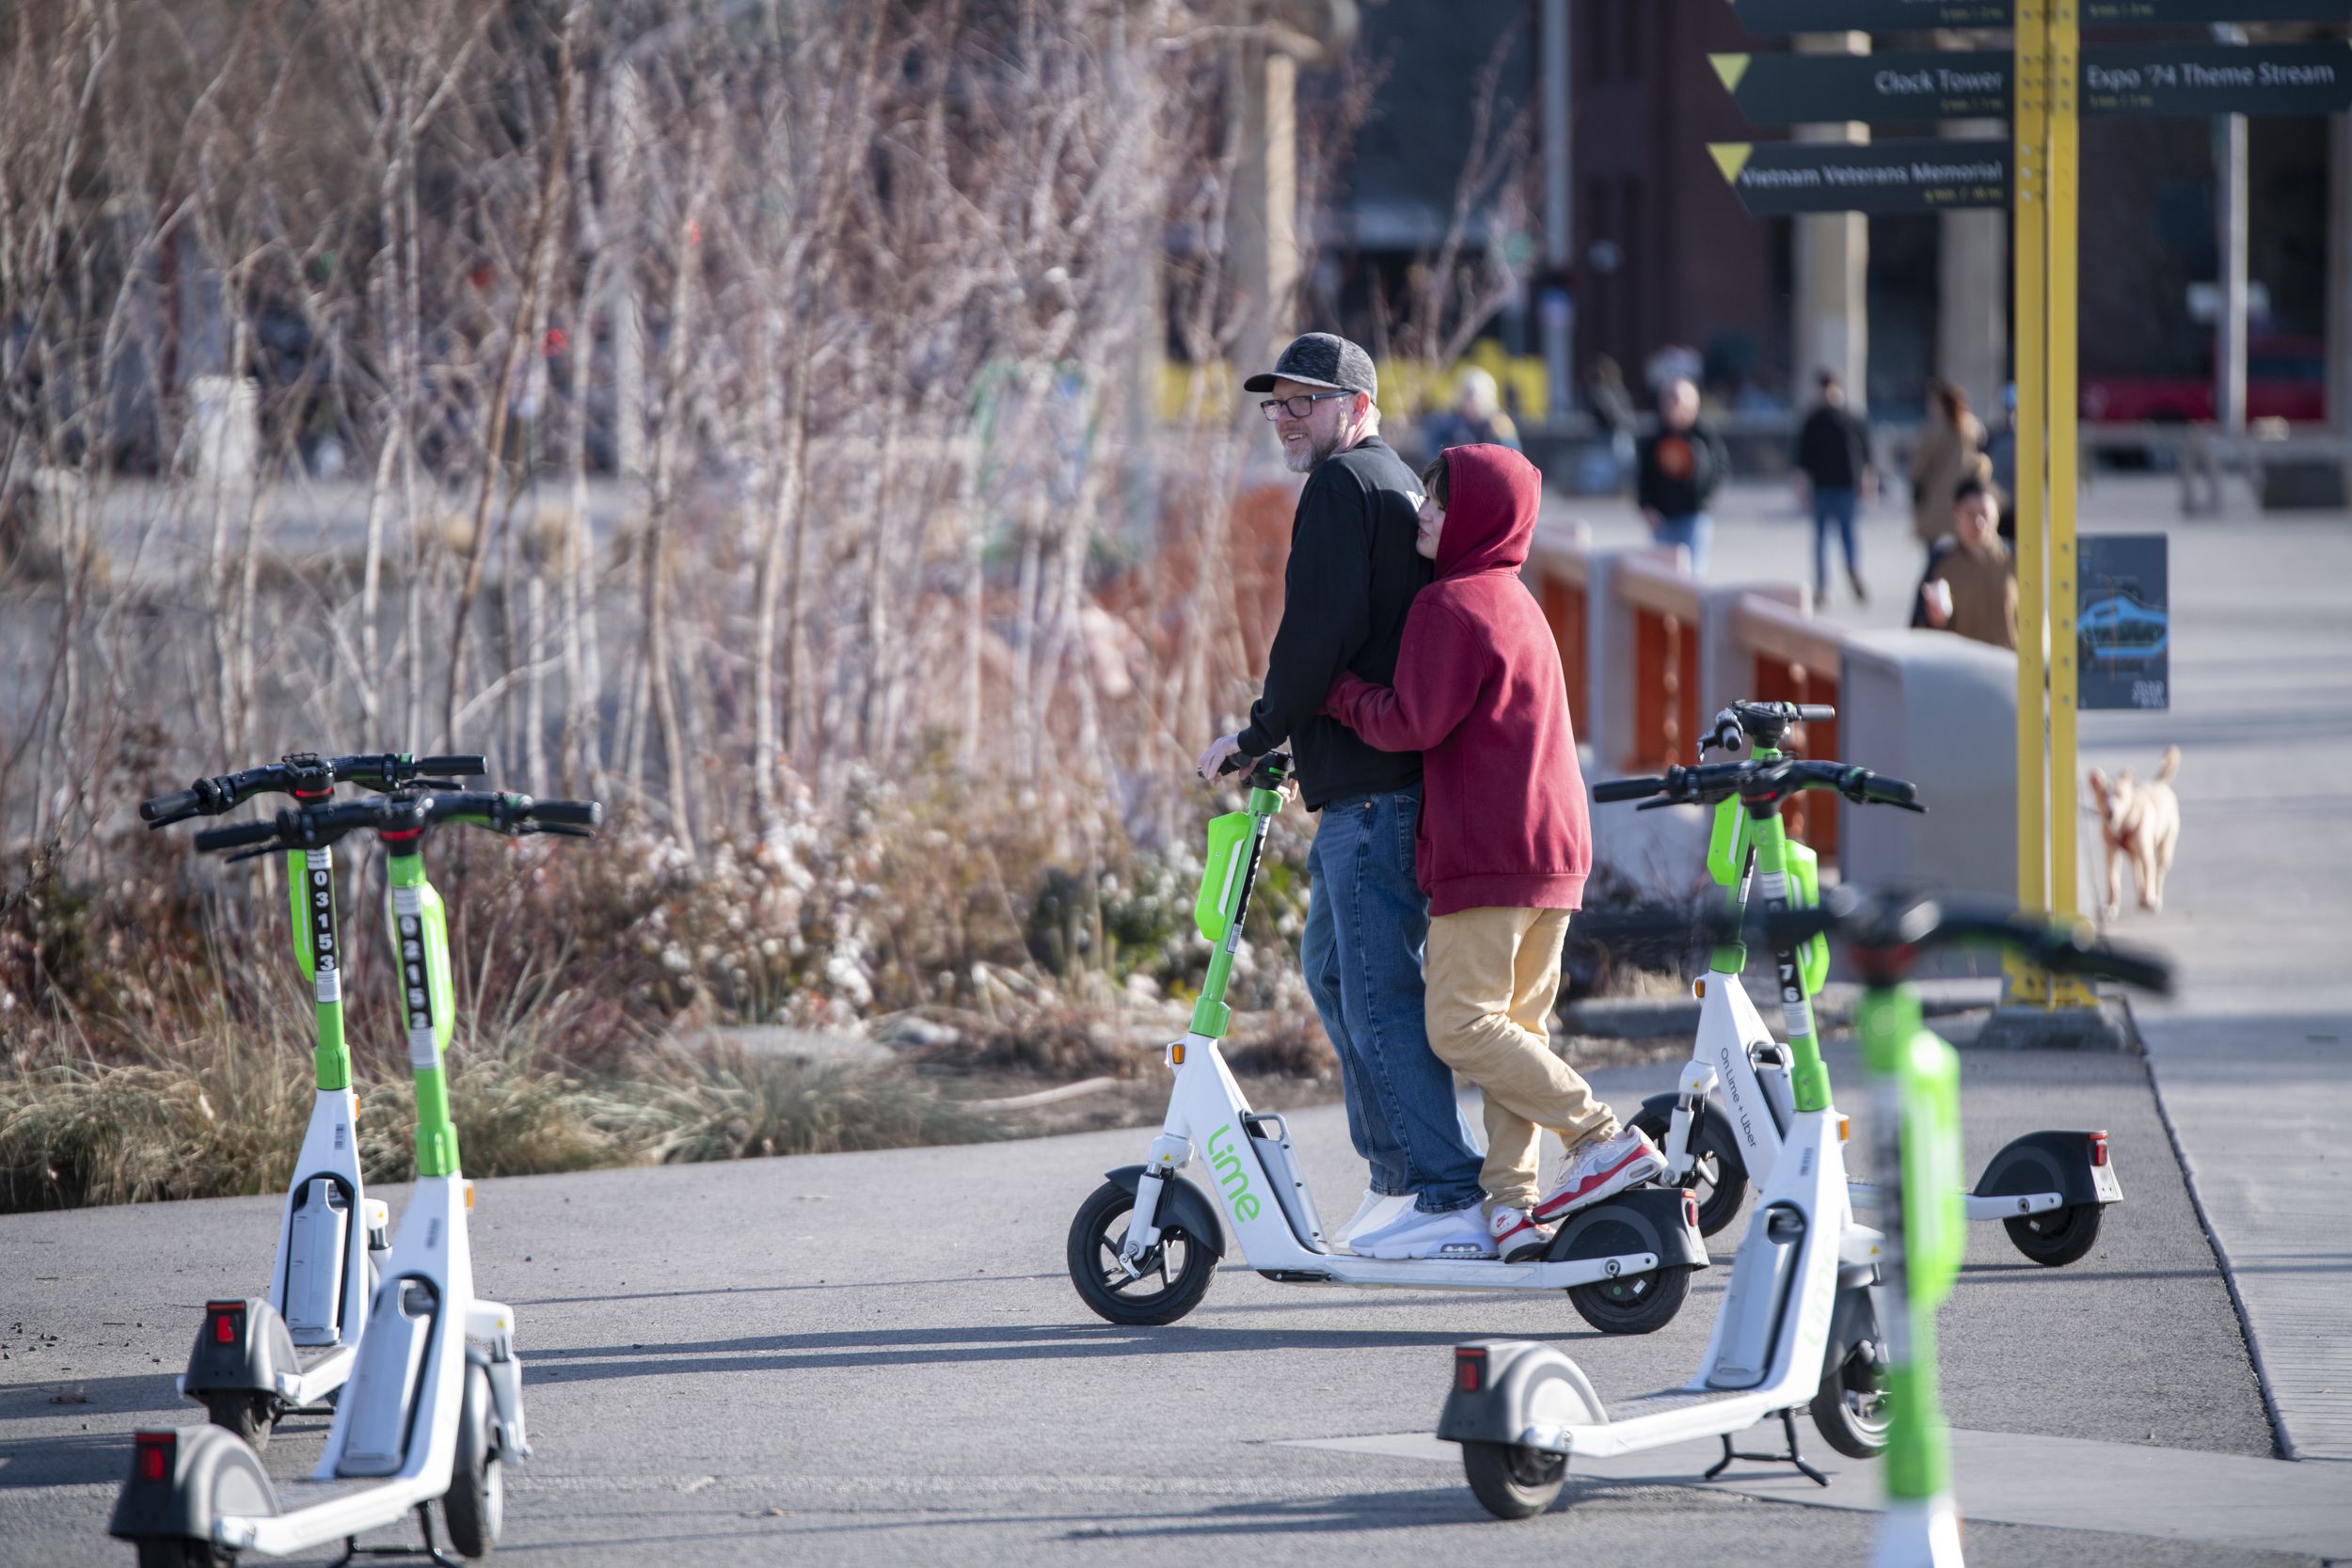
(1122, 1037), (1677, 1291)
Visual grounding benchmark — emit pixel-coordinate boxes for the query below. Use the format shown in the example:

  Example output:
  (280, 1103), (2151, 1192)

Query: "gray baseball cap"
(1244, 332), (1378, 400)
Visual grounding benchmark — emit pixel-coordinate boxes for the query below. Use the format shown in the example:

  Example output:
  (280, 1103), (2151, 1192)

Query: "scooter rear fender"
(108, 1423), (278, 1545)
(1104, 1165), (1227, 1258)
(1543, 1185), (1709, 1273)
(182, 1296), (299, 1401)
(1972, 1130), (2121, 1208)
(1437, 1339), (1606, 1450)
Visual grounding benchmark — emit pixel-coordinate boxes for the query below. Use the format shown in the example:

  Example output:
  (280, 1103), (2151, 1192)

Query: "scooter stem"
(286, 846), (353, 1093)
(386, 847), (461, 1179)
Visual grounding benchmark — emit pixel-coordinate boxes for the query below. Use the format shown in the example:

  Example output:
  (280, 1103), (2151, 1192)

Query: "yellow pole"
(2044, 0), (2098, 1006)
(2008, 0), (2051, 1006)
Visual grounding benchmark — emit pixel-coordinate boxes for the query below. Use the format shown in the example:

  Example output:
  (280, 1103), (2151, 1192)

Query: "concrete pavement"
(0, 1040), (2310, 1567)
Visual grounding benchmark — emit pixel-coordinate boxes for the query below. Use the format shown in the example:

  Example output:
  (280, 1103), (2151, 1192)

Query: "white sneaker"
(1334, 1189), (1413, 1249)
(1533, 1127), (1666, 1223)
(1348, 1204), (1498, 1259)
(1487, 1205), (1554, 1263)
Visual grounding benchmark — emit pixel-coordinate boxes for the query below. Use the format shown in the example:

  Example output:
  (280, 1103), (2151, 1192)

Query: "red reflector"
(1685, 1193), (1700, 1228)
(213, 1310), (239, 1344)
(2090, 1132), (2108, 1168)
(135, 1433), (173, 1482)
(1454, 1349), (1486, 1394)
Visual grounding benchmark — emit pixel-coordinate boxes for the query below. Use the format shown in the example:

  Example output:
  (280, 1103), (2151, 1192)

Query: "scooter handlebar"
(411, 754), (487, 778)
(1593, 776), (1667, 803)
(192, 818), (283, 853)
(139, 788), (204, 826)
(521, 799), (600, 829)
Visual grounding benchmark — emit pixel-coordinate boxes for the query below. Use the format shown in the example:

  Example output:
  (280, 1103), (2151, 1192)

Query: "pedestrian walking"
(1635, 375), (1728, 575)
(1419, 366), (1521, 458)
(1792, 368), (1874, 606)
(1919, 477), (2016, 650)
(1908, 377), (1986, 557)
(1194, 331), (1486, 1249)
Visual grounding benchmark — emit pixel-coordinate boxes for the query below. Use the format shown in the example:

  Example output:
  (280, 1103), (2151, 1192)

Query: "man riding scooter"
(1196, 334), (1657, 1258)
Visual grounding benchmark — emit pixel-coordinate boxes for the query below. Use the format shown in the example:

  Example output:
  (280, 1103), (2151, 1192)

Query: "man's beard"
(1284, 424), (1345, 473)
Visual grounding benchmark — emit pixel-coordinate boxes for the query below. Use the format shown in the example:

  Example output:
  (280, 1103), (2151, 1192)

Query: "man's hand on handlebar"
(1195, 734), (1244, 784)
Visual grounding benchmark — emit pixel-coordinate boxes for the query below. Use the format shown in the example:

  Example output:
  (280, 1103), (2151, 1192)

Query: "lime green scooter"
(140, 752), (485, 1448)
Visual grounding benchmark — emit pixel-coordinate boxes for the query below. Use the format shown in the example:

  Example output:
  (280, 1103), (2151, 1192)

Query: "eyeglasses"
(1260, 391), (1355, 421)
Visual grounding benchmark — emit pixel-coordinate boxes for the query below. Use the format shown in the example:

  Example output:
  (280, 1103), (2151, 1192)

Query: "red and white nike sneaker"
(1532, 1127), (1666, 1223)
(1486, 1205), (1554, 1263)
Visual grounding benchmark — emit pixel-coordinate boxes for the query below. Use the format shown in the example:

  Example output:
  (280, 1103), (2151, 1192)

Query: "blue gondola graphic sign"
(2078, 533), (2169, 710)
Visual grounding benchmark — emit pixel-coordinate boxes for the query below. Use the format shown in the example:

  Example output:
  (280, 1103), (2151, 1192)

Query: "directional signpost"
(1708, 139), (2010, 214)
(1709, 51), (2010, 124)
(2082, 41), (2352, 117)
(1727, 0), (2352, 32)
(1708, 42), (2352, 126)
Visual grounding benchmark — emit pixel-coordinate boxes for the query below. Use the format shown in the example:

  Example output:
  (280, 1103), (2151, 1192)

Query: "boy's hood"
(1434, 443), (1543, 578)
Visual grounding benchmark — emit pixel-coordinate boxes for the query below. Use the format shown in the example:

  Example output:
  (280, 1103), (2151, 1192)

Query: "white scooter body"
(1120, 1037), (1696, 1292)
(1661, 970), (2076, 1226)
(1441, 1096), (1881, 1458)
(210, 1175), (521, 1555)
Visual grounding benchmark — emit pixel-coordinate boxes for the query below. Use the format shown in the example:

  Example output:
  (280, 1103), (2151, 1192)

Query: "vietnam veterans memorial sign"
(1708, 140), (2010, 214)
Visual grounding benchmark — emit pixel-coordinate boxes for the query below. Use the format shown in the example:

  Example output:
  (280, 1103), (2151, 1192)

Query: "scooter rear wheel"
(1461, 1440), (1566, 1518)
(1067, 1180), (1217, 1326)
(442, 1362), (503, 1559)
(1630, 1105), (1746, 1238)
(199, 1391), (273, 1451)
(1565, 1261), (1692, 1335)
(2004, 1201), (2103, 1267)
(135, 1542), (231, 1568)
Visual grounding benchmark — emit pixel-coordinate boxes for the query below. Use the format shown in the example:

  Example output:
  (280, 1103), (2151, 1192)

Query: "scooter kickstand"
(1701, 1409), (1829, 1488)
(329, 1504), (464, 1568)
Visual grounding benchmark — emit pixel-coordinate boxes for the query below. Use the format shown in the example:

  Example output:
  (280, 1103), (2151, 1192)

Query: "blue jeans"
(1655, 511), (1713, 575)
(1811, 486), (1859, 595)
(1299, 784), (1486, 1214)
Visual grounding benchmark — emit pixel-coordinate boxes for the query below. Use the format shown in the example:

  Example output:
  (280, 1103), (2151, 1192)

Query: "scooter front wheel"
(1810, 1331), (1891, 1458)
(442, 1363), (503, 1559)
(1067, 1180), (1217, 1326)
(135, 1542), (232, 1568)
(1461, 1439), (1566, 1518)
(2004, 1201), (2103, 1267)
(1630, 1104), (1746, 1237)
(1565, 1262), (1692, 1335)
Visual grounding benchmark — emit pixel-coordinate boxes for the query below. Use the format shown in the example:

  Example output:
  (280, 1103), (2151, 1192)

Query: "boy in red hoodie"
(1325, 444), (1662, 1261)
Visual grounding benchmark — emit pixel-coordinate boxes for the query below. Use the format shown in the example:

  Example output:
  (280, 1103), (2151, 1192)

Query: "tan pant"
(1423, 906), (1619, 1210)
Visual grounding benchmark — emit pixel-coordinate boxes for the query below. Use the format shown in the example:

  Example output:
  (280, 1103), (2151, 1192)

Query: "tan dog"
(2088, 747), (2182, 918)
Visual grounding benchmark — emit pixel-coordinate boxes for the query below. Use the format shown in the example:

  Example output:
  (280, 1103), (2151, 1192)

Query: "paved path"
(1558, 474), (2352, 1469)
(0, 1042), (2309, 1567)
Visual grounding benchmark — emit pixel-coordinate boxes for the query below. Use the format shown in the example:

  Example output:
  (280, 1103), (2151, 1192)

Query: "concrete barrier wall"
(1524, 527), (2016, 901)
(1837, 629), (2018, 903)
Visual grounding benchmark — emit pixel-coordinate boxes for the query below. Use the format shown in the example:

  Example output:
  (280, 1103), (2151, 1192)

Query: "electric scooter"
(1437, 884), (2170, 1546)
(1612, 703), (2124, 1267)
(111, 788), (599, 1567)
(1066, 752), (1709, 1337)
(140, 752), (487, 1449)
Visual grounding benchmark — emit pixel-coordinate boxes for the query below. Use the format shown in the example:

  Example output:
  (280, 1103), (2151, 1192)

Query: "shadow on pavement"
(525, 1321), (1504, 1386)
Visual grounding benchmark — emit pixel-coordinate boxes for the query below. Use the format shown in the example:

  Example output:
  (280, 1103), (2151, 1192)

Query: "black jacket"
(1635, 420), (1729, 518)
(1233, 435), (1430, 810)
(1794, 404), (1870, 490)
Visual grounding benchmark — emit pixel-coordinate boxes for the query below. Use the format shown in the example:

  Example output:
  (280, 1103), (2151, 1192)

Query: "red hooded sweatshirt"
(1323, 444), (1591, 917)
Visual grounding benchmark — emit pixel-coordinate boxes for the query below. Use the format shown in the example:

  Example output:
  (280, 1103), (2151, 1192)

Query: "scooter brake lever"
(1634, 799), (1677, 812)
(223, 845), (278, 864)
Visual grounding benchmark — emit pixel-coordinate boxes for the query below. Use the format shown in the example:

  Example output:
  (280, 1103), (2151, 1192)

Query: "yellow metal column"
(2008, 0), (2051, 1005)
(2045, 1), (2098, 1006)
